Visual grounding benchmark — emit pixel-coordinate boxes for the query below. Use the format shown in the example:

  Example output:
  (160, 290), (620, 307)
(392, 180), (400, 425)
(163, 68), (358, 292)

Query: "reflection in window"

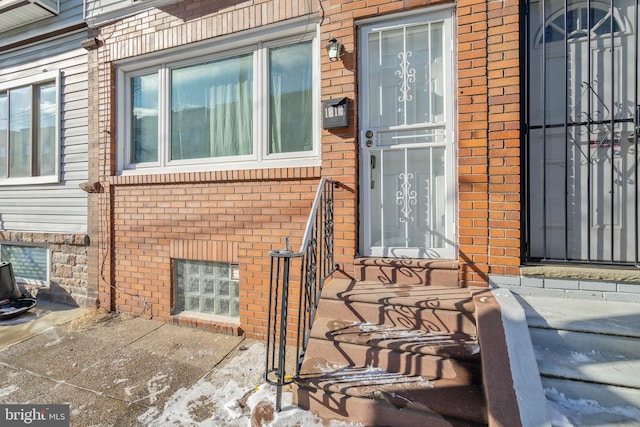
(125, 38), (315, 169)
(269, 41), (312, 154)
(0, 244), (48, 284)
(9, 86), (31, 177)
(0, 93), (6, 178)
(540, 4), (622, 43)
(0, 81), (57, 180)
(131, 73), (158, 163)
(37, 83), (56, 176)
(171, 54), (253, 160)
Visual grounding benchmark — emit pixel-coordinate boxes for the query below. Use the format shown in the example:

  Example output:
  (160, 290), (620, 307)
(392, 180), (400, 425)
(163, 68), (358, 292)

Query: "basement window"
(173, 260), (239, 318)
(0, 243), (48, 285)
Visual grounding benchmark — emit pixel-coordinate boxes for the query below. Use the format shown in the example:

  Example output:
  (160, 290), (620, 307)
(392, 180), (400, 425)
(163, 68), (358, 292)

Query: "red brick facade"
(87, 0), (521, 339)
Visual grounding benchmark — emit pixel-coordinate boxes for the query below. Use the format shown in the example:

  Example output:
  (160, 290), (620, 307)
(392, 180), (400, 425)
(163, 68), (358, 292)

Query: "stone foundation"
(0, 231), (97, 307)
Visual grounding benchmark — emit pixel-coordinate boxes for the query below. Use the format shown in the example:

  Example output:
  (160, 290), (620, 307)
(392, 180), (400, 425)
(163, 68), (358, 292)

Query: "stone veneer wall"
(0, 231), (96, 307)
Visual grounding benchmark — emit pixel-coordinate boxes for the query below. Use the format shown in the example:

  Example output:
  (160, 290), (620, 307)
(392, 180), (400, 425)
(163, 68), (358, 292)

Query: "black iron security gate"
(524, 0), (640, 264)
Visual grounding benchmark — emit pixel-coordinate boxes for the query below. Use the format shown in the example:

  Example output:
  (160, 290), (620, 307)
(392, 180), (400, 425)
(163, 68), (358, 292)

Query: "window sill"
(173, 311), (242, 335)
(0, 175), (59, 187)
(176, 310), (240, 324)
(109, 165), (321, 186)
(119, 156), (321, 176)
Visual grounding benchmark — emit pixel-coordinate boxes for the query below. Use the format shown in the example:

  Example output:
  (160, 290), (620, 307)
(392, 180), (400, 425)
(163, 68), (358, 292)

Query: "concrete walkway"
(0, 301), (267, 426)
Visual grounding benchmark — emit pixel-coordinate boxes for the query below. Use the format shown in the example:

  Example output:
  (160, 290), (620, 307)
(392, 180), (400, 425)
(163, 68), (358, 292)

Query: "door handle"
(370, 155), (376, 189)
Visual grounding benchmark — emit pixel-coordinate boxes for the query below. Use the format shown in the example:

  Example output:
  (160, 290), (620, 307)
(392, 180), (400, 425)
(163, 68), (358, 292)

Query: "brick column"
(457, 0), (490, 287)
(487, 0), (522, 277)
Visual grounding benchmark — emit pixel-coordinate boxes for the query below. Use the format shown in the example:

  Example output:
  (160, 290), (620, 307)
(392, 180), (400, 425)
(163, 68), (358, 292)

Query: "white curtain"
(269, 41), (313, 154)
(270, 76), (283, 153)
(209, 79), (252, 157)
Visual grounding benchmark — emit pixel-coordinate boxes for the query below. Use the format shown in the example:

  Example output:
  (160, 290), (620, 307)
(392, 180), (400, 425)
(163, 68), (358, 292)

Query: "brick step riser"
(310, 321), (480, 361)
(293, 385), (483, 427)
(301, 338), (481, 383)
(315, 299), (478, 336)
(354, 265), (460, 286)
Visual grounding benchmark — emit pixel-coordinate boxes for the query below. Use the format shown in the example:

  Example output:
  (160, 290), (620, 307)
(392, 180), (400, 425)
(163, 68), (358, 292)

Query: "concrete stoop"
(516, 294), (640, 425)
(293, 262), (491, 427)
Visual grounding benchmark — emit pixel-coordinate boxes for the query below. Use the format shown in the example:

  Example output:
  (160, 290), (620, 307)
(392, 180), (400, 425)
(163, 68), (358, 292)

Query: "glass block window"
(174, 260), (240, 318)
(0, 244), (48, 285)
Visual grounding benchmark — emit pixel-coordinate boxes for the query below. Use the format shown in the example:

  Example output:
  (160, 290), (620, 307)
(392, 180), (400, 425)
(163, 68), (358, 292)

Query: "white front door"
(359, 11), (456, 259)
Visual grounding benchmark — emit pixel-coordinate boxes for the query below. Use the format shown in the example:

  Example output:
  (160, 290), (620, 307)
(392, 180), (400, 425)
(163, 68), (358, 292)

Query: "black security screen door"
(524, 0), (640, 264)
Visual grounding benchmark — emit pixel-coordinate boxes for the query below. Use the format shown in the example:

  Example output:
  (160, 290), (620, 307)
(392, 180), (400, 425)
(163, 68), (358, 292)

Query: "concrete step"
(322, 278), (476, 313)
(354, 258), (460, 286)
(517, 294), (640, 338)
(293, 382), (486, 427)
(543, 377), (640, 426)
(310, 316), (480, 361)
(301, 338), (482, 383)
(296, 277), (487, 425)
(531, 328), (640, 389)
(315, 298), (478, 337)
(295, 366), (487, 425)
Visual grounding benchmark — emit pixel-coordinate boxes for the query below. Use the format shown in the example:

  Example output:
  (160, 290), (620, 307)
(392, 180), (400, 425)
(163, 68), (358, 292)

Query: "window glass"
(37, 83), (56, 176)
(171, 54), (253, 160)
(9, 86), (32, 177)
(131, 73), (158, 163)
(541, 6), (622, 43)
(269, 41), (313, 154)
(0, 245), (48, 283)
(0, 93), (6, 178)
(174, 259), (239, 317)
(0, 79), (57, 182)
(124, 36), (317, 170)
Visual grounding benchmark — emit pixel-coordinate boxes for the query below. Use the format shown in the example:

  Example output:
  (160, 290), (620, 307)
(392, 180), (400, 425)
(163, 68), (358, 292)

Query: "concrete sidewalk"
(0, 301), (269, 426)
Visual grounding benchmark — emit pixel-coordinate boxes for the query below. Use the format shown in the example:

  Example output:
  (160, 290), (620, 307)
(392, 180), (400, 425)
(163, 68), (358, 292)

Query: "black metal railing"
(265, 178), (338, 411)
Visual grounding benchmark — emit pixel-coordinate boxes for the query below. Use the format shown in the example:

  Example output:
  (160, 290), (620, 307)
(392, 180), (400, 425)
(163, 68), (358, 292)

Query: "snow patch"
(315, 363), (433, 387)
(0, 384), (19, 398)
(138, 342), (363, 427)
(568, 351), (594, 363)
(247, 384), (363, 427)
(545, 387), (640, 426)
(146, 373), (171, 404)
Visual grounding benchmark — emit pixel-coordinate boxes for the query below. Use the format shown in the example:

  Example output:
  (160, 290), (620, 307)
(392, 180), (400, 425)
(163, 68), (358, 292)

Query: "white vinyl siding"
(0, 32), (88, 234)
(83, 0), (180, 27)
(0, 0), (84, 50)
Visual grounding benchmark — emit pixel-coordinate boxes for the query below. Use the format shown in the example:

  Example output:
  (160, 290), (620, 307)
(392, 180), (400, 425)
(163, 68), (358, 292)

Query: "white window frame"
(0, 242), (50, 286)
(116, 22), (321, 175)
(0, 70), (60, 186)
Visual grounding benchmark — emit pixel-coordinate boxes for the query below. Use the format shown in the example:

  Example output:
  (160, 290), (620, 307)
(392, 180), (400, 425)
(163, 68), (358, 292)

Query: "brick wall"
(89, 0), (359, 340)
(88, 0), (523, 338)
(457, 0), (521, 285)
(106, 169), (320, 339)
(457, 0), (490, 287)
(486, 0), (522, 278)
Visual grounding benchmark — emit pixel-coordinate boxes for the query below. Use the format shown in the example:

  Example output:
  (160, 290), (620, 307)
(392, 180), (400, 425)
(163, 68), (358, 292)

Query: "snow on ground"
(138, 342), (363, 427)
(545, 387), (640, 427)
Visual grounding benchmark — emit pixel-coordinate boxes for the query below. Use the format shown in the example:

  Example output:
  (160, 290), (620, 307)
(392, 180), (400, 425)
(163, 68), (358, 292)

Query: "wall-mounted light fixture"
(325, 37), (343, 62)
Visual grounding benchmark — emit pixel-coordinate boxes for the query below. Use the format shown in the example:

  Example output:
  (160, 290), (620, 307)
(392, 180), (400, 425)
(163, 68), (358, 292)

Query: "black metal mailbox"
(322, 97), (348, 129)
